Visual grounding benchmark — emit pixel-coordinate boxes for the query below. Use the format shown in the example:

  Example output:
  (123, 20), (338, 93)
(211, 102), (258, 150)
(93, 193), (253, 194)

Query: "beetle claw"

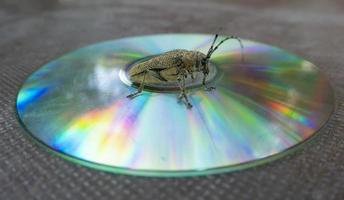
(127, 93), (139, 98)
(204, 86), (216, 91)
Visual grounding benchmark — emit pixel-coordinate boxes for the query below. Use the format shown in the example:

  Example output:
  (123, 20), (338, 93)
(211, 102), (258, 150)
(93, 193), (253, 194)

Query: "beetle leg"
(177, 76), (184, 100)
(177, 69), (188, 98)
(127, 70), (147, 98)
(177, 73), (192, 109)
(202, 71), (216, 91)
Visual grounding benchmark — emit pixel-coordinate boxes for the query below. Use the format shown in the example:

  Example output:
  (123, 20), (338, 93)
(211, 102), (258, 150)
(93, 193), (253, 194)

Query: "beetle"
(126, 34), (243, 108)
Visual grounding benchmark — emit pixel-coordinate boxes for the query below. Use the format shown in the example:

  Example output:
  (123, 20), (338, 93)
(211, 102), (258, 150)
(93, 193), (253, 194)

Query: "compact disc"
(16, 34), (335, 176)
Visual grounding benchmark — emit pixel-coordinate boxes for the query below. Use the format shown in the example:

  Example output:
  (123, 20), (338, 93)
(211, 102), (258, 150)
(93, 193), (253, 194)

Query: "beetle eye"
(201, 59), (206, 65)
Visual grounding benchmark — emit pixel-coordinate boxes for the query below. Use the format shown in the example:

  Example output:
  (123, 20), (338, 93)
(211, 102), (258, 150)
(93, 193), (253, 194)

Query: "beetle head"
(200, 55), (209, 73)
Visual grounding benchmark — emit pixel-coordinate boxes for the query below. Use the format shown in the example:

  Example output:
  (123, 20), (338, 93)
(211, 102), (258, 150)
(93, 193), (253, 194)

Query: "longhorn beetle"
(127, 34), (244, 108)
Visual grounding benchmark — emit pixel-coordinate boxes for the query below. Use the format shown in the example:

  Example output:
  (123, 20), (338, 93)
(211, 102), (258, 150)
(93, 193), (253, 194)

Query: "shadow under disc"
(16, 34), (335, 176)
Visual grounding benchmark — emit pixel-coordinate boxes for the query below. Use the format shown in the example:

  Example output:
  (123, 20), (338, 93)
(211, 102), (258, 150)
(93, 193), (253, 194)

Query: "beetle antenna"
(206, 34), (219, 58)
(207, 35), (244, 62)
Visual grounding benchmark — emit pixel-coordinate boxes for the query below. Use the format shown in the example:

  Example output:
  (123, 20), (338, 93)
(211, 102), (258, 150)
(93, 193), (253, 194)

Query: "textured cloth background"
(0, 0), (344, 199)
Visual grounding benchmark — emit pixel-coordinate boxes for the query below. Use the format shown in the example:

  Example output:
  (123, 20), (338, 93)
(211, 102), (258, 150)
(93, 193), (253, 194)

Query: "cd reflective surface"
(16, 34), (335, 176)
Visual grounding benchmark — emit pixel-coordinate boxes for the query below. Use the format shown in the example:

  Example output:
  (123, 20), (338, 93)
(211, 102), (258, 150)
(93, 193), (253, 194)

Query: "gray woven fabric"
(0, 0), (343, 199)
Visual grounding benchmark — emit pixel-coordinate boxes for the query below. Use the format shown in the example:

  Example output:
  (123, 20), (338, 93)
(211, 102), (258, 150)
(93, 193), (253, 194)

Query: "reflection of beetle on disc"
(16, 34), (335, 177)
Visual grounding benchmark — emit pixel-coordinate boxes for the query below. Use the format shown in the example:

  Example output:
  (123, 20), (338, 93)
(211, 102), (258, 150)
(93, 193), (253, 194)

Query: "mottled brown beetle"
(127, 34), (244, 108)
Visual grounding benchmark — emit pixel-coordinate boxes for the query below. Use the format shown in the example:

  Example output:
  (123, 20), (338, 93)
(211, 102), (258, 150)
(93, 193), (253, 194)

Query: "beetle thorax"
(180, 51), (207, 72)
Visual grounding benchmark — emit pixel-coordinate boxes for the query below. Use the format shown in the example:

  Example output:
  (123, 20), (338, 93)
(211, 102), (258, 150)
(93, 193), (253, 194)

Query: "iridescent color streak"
(16, 34), (334, 176)
(17, 86), (49, 111)
(269, 101), (311, 127)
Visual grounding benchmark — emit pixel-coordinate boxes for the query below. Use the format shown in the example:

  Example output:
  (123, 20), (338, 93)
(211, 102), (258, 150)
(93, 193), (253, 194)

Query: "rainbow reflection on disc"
(16, 34), (334, 176)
